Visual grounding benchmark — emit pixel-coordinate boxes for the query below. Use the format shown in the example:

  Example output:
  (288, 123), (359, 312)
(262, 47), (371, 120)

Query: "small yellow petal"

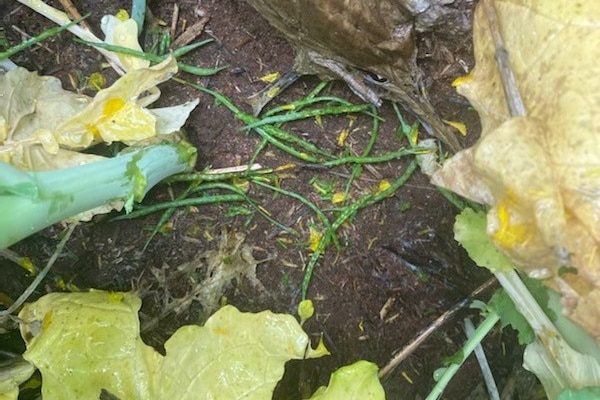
(444, 120), (468, 136)
(337, 129), (349, 147)
(308, 226), (323, 252)
(267, 87), (280, 98)
(275, 163), (296, 171)
(452, 72), (474, 87)
(88, 72), (106, 91)
(259, 72), (280, 83)
(306, 333), (331, 358)
(115, 9), (130, 21)
(19, 257), (37, 276)
(377, 179), (391, 194)
(331, 192), (346, 204)
(314, 115), (323, 128)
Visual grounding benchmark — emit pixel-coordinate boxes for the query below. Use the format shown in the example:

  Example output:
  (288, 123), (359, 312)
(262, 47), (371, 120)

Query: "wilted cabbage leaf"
(433, 0), (600, 338)
(0, 56), (196, 171)
(17, 291), (330, 400)
(19, 291), (160, 399)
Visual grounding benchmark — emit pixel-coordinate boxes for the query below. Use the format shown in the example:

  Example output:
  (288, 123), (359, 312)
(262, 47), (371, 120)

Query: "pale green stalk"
(0, 142), (196, 249)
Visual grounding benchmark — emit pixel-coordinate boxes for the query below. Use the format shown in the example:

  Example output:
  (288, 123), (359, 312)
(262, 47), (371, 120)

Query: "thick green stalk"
(0, 142), (196, 249)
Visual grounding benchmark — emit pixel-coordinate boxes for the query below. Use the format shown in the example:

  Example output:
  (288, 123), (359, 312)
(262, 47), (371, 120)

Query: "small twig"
(171, 15), (210, 50)
(481, 0), (526, 117)
(170, 3), (179, 40)
(57, 0), (92, 31)
(378, 277), (497, 379)
(0, 224), (76, 319)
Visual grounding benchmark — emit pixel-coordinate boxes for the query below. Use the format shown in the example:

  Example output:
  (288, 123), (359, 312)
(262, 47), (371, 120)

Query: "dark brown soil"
(1, 0), (541, 398)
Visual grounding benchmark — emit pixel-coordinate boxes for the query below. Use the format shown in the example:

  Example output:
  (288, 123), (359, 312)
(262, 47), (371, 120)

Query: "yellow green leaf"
(18, 291), (329, 400)
(308, 361), (384, 400)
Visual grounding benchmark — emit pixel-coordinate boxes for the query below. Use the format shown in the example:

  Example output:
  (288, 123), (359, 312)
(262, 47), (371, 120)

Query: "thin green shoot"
(190, 181), (298, 236)
(75, 39), (225, 76)
(242, 103), (376, 130)
(321, 148), (424, 167)
(426, 312), (501, 400)
(112, 193), (245, 220)
(141, 183), (197, 252)
(251, 179), (338, 248)
(300, 160), (417, 298)
(172, 40), (213, 58)
(262, 81), (330, 117)
(175, 79), (336, 161)
(170, 164), (273, 183)
(341, 107), (380, 202)
(0, 15), (89, 60)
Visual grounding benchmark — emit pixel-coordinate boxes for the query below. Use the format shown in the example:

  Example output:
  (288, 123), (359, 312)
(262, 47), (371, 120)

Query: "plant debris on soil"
(1, 0), (542, 398)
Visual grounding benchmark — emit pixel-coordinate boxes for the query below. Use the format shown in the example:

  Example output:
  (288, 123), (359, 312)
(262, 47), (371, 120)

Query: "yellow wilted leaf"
(434, 0), (600, 337)
(17, 291), (328, 400)
(101, 15), (149, 71)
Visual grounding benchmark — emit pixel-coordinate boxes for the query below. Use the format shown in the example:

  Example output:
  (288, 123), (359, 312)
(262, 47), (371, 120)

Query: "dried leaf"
(434, 0), (600, 338)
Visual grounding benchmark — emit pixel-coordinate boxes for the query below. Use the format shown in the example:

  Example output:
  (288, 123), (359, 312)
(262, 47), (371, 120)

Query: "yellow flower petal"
(444, 120), (468, 136)
(259, 72), (280, 83)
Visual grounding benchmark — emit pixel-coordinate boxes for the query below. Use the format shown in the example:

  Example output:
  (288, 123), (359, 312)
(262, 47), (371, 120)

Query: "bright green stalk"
(425, 312), (501, 400)
(0, 142), (196, 249)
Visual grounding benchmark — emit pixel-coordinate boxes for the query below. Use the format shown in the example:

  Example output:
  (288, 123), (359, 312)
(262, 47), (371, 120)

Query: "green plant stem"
(75, 39), (225, 76)
(251, 180), (336, 245)
(174, 79), (336, 161)
(425, 312), (501, 400)
(301, 159), (418, 298)
(0, 16), (88, 60)
(112, 194), (244, 220)
(243, 104), (374, 130)
(322, 148), (422, 167)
